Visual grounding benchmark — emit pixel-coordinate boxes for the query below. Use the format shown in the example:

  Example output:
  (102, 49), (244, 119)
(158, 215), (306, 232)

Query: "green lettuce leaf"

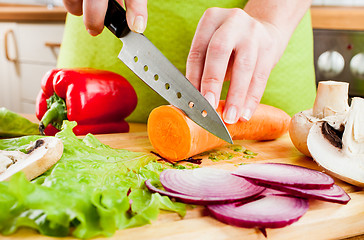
(0, 107), (40, 137)
(0, 121), (185, 239)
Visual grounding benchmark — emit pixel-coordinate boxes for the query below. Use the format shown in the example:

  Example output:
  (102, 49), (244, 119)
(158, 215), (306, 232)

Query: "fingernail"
(204, 92), (216, 108)
(224, 106), (237, 124)
(241, 108), (252, 121)
(87, 29), (99, 36)
(133, 15), (145, 33)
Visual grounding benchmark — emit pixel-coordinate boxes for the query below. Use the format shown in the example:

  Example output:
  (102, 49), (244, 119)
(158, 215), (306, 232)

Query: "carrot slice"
(147, 100), (290, 161)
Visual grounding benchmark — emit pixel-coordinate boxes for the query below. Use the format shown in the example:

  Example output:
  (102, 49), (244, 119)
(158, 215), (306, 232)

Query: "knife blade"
(104, 0), (233, 144)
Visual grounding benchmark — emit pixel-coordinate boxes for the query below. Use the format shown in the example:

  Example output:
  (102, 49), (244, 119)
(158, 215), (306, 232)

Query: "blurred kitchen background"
(1, 0), (364, 114)
(0, 0), (63, 7)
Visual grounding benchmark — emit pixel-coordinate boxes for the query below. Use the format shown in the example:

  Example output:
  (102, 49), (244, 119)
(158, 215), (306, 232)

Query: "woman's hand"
(62, 0), (148, 36)
(186, 0), (312, 124)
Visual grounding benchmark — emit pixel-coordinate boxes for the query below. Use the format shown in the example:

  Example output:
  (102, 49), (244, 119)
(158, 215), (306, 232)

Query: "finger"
(186, 8), (230, 95)
(223, 39), (258, 124)
(199, 9), (241, 109)
(63, 0), (83, 15)
(83, 0), (108, 36)
(239, 45), (273, 122)
(125, 0), (148, 33)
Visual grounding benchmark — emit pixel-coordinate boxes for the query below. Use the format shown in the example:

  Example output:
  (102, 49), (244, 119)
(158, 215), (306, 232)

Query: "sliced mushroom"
(307, 97), (364, 187)
(0, 137), (63, 181)
(0, 154), (15, 174)
(289, 81), (349, 157)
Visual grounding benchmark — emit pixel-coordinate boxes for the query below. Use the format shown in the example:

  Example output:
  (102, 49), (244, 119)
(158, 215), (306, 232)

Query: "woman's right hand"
(63, 0), (148, 36)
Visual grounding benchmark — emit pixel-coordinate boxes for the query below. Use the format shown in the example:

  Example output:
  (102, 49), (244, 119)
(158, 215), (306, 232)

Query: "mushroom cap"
(289, 109), (318, 157)
(0, 137), (63, 181)
(307, 122), (364, 187)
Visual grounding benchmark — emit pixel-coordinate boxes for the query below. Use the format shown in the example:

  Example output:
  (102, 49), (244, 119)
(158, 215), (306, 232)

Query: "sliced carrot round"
(148, 105), (224, 161)
(148, 106), (193, 161)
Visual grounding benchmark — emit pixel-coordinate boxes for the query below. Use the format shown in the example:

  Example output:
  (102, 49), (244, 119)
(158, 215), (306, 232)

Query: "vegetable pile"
(0, 121), (185, 239)
(146, 163), (350, 234)
(148, 100), (290, 161)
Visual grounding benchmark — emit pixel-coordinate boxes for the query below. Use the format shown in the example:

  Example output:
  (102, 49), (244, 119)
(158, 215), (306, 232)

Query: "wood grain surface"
(0, 4), (66, 22)
(1, 127), (364, 240)
(311, 6), (364, 31)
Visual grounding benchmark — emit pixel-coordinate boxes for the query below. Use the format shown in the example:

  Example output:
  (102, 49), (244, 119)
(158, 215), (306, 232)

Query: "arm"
(244, 0), (312, 53)
(186, 0), (312, 124)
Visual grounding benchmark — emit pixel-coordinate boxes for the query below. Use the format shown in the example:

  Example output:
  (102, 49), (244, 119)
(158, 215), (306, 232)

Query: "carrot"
(147, 100), (291, 161)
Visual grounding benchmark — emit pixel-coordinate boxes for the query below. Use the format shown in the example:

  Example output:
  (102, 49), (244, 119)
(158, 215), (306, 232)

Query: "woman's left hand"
(186, 7), (285, 124)
(186, 0), (312, 124)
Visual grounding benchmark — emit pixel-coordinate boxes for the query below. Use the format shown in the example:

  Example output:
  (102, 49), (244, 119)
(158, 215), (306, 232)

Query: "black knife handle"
(104, 0), (130, 38)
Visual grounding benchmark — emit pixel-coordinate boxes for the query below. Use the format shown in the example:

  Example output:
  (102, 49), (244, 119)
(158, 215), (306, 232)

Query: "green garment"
(57, 0), (316, 123)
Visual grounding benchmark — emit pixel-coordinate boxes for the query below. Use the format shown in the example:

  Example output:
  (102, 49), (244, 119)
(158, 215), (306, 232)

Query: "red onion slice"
(207, 194), (309, 229)
(233, 163), (334, 189)
(250, 180), (350, 204)
(145, 179), (260, 205)
(159, 168), (265, 203)
(145, 179), (207, 204)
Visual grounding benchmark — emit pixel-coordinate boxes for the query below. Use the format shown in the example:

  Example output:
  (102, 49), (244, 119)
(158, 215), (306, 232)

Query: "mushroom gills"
(308, 97), (364, 187)
(322, 121), (343, 149)
(0, 137), (63, 181)
(289, 81), (349, 157)
(0, 150), (27, 174)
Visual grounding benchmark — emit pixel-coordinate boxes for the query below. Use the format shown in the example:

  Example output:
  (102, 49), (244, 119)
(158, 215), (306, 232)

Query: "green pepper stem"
(39, 94), (67, 135)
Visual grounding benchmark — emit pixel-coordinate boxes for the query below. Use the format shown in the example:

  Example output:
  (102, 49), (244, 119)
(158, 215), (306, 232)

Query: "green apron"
(57, 0), (316, 123)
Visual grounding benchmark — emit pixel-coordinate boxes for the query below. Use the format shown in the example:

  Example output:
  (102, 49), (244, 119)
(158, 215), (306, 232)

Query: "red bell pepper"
(36, 68), (137, 135)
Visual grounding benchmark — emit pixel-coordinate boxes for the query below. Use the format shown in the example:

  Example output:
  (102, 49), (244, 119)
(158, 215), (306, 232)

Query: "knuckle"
(209, 38), (230, 55)
(247, 93), (261, 105)
(246, 21), (260, 37)
(261, 38), (275, 52)
(203, 76), (222, 86)
(254, 71), (269, 83)
(235, 55), (255, 72)
(204, 7), (220, 18)
(187, 49), (203, 63)
(228, 91), (244, 103)
(229, 8), (244, 21)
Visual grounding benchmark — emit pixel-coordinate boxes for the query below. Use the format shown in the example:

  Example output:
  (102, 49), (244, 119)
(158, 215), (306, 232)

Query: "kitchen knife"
(104, 0), (233, 144)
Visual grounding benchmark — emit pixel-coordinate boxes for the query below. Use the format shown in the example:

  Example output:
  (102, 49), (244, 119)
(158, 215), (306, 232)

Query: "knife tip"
(225, 137), (234, 145)
(218, 131), (233, 144)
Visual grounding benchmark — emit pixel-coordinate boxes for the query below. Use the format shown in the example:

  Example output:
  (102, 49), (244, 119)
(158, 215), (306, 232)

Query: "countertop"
(311, 6), (364, 30)
(2, 117), (364, 239)
(0, 4), (66, 22)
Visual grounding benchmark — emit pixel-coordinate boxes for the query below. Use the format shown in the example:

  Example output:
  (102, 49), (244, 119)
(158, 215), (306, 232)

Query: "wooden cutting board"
(1, 129), (364, 240)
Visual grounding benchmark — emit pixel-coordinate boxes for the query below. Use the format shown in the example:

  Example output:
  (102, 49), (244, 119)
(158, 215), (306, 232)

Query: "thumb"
(125, 0), (148, 33)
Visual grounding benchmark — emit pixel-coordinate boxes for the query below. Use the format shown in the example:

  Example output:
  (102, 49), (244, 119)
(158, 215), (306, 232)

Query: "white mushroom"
(289, 81), (349, 157)
(0, 137), (63, 181)
(307, 97), (364, 187)
(0, 154), (15, 174)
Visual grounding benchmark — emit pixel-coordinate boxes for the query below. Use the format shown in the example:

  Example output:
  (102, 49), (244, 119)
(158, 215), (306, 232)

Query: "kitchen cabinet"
(0, 21), (64, 114)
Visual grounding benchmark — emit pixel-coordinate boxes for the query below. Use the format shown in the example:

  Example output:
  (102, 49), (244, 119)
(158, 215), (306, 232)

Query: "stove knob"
(317, 51), (345, 78)
(350, 53), (364, 80)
